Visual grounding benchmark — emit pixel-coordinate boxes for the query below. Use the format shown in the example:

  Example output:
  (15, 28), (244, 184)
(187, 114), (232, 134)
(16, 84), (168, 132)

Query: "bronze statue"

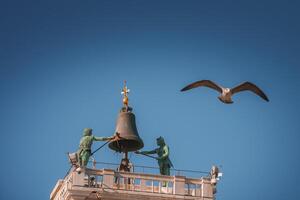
(77, 128), (115, 167)
(136, 136), (173, 176)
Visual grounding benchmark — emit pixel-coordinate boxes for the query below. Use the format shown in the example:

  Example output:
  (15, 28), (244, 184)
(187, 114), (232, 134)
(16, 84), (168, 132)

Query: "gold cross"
(121, 80), (130, 107)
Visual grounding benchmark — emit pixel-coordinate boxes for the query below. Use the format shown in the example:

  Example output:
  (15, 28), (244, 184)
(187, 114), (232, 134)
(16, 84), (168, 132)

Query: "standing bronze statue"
(77, 128), (115, 167)
(136, 136), (173, 176)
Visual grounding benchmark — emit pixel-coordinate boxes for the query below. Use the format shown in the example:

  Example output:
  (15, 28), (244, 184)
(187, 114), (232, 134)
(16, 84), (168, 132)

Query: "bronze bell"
(109, 107), (144, 152)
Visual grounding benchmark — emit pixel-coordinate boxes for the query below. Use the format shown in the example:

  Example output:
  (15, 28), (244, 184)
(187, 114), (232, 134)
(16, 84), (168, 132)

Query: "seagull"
(181, 80), (269, 104)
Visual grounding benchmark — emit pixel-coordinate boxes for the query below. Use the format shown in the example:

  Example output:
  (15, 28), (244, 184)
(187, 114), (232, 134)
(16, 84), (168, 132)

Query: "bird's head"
(224, 88), (230, 93)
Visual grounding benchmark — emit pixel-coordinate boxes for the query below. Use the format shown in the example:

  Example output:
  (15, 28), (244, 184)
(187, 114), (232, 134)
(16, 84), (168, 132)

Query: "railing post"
(140, 179), (147, 191)
(151, 180), (154, 193)
(72, 171), (85, 186)
(195, 184), (201, 197)
(201, 179), (213, 200)
(102, 169), (115, 189)
(174, 176), (185, 195)
(158, 181), (161, 193)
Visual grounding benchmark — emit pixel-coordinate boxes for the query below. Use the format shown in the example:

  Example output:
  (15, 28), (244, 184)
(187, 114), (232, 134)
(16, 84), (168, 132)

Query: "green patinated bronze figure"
(77, 128), (115, 167)
(137, 136), (173, 176)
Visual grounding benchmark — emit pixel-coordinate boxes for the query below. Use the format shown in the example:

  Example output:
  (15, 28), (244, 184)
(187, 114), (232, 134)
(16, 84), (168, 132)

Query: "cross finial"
(121, 80), (130, 107)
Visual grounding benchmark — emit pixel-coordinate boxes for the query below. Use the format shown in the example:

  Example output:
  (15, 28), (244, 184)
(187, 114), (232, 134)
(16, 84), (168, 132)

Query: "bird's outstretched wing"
(231, 82), (269, 102)
(181, 80), (223, 93)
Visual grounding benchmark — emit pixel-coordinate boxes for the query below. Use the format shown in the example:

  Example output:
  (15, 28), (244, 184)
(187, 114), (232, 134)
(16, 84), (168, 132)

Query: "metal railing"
(88, 161), (210, 178)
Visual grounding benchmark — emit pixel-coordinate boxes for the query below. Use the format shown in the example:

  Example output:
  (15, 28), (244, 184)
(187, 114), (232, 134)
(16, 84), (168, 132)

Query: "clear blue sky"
(1, 1), (299, 199)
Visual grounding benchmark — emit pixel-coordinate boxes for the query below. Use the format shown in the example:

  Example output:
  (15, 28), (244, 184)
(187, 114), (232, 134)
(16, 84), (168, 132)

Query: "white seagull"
(181, 80), (269, 104)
